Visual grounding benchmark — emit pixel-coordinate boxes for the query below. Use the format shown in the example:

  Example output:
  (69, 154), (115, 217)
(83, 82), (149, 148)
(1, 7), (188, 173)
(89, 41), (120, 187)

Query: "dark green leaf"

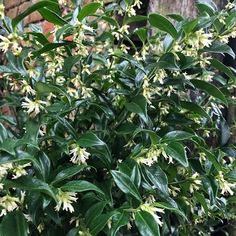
(111, 170), (142, 201)
(202, 41), (235, 58)
(111, 212), (130, 236)
(78, 2), (101, 21)
(5, 177), (56, 201)
(1, 211), (28, 236)
(89, 212), (118, 235)
(78, 132), (105, 147)
(194, 192), (208, 215)
(52, 165), (86, 184)
(157, 53), (179, 70)
(200, 148), (222, 171)
(210, 59), (236, 82)
(135, 28), (148, 43)
(12, 1), (59, 28)
(125, 95), (148, 124)
(191, 79), (228, 105)
(32, 42), (74, 58)
(153, 202), (187, 220)
(38, 8), (67, 26)
(180, 101), (211, 119)
(202, 176), (218, 205)
(145, 165), (169, 196)
(163, 130), (196, 142)
(149, 14), (178, 39)
(86, 201), (107, 225)
(164, 142), (188, 167)
(61, 180), (104, 195)
(135, 211), (160, 236)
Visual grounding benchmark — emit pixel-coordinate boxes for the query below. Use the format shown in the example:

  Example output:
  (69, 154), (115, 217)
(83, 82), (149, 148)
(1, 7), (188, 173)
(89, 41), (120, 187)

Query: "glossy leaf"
(12, 1), (58, 28)
(78, 2), (101, 21)
(145, 165), (169, 196)
(52, 165), (86, 185)
(191, 79), (228, 105)
(203, 41), (235, 58)
(149, 14), (178, 39)
(111, 170), (142, 201)
(61, 180), (104, 195)
(1, 211), (28, 236)
(180, 101), (211, 120)
(125, 95), (148, 124)
(164, 142), (188, 167)
(135, 211), (160, 236)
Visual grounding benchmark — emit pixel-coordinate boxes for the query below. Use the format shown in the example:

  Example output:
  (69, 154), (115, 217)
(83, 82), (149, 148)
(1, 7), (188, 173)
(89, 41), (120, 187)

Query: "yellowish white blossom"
(0, 163), (13, 180)
(69, 145), (90, 165)
(37, 223), (45, 233)
(82, 65), (91, 75)
(55, 189), (77, 213)
(20, 80), (36, 95)
(199, 152), (206, 163)
(112, 25), (129, 40)
(22, 97), (47, 116)
(154, 69), (167, 84)
(169, 186), (181, 197)
(127, 6), (136, 17)
(0, 195), (20, 216)
(217, 171), (236, 195)
(0, 35), (11, 53)
(0, 33), (22, 55)
(56, 76), (66, 86)
(81, 86), (93, 99)
(225, 1), (235, 10)
(189, 173), (201, 193)
(140, 203), (164, 226)
(186, 29), (213, 50)
(12, 163), (31, 179)
(67, 87), (79, 99)
(133, 0), (142, 9)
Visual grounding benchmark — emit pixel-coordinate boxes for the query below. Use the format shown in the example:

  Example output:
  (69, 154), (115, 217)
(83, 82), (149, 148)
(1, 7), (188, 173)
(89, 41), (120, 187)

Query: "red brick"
(3, 0), (20, 10)
(6, 6), (18, 18)
(18, 1), (31, 13)
(28, 11), (42, 23)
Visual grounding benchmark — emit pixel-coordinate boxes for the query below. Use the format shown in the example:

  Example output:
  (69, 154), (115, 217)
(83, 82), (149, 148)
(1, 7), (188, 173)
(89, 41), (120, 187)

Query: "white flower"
(69, 145), (90, 165)
(127, 6), (136, 17)
(189, 173), (201, 193)
(186, 29), (213, 50)
(22, 97), (47, 116)
(55, 189), (77, 213)
(0, 163), (13, 180)
(225, 2), (235, 10)
(112, 25), (130, 40)
(67, 87), (79, 99)
(0, 33), (22, 55)
(58, 0), (67, 6)
(12, 163), (31, 179)
(154, 69), (167, 84)
(133, 0), (142, 9)
(81, 86), (93, 99)
(0, 195), (20, 216)
(56, 76), (66, 85)
(0, 35), (11, 53)
(20, 80), (36, 95)
(169, 186), (180, 197)
(217, 171), (236, 195)
(140, 203), (164, 226)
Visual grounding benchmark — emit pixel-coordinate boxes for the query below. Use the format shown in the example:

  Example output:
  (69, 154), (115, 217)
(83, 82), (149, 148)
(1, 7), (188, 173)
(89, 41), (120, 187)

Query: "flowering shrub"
(0, 0), (236, 235)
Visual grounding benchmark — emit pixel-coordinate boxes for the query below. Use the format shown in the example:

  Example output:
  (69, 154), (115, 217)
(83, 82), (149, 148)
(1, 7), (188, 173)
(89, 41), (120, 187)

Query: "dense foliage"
(0, 0), (236, 235)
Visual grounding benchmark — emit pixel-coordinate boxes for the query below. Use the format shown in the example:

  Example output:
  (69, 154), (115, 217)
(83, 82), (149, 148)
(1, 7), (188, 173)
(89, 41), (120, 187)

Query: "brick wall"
(4, 0), (42, 24)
